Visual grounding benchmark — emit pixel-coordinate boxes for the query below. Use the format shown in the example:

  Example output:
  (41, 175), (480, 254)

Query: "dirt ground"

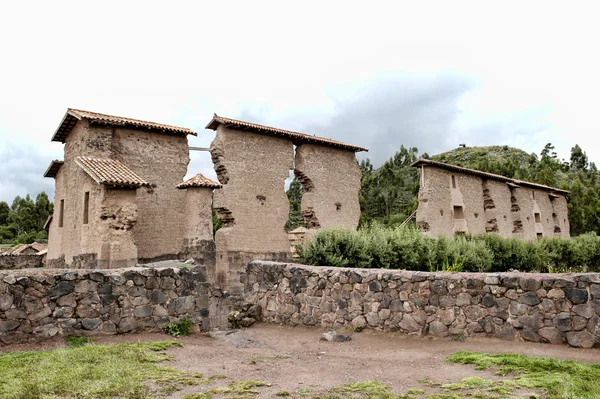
(2, 323), (600, 398)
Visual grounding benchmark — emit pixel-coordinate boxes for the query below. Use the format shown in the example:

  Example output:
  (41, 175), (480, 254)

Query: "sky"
(1, 1), (599, 203)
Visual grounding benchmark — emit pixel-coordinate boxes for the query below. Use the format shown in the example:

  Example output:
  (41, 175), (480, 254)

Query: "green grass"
(0, 340), (190, 399)
(449, 351), (600, 399)
(64, 335), (95, 348)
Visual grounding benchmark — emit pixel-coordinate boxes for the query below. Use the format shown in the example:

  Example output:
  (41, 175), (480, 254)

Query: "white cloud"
(1, 0), (600, 202)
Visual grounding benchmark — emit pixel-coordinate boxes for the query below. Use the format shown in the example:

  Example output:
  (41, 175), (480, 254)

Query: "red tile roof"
(205, 115), (368, 152)
(176, 173), (221, 189)
(43, 160), (64, 178)
(75, 156), (150, 188)
(52, 108), (197, 143)
(411, 158), (570, 195)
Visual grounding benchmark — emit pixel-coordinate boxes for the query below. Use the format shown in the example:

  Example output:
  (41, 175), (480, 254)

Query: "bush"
(299, 226), (600, 273)
(163, 318), (192, 337)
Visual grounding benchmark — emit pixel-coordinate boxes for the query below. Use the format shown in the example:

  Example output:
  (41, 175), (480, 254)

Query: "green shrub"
(300, 225), (600, 273)
(163, 318), (192, 337)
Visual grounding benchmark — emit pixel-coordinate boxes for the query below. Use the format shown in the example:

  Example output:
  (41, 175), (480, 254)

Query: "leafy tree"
(0, 202), (9, 225)
(285, 178), (305, 232)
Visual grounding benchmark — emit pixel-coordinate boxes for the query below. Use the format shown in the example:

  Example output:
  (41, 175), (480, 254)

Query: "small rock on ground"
(320, 331), (352, 342)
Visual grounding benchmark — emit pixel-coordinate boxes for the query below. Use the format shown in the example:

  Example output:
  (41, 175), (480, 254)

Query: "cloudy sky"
(1, 1), (599, 203)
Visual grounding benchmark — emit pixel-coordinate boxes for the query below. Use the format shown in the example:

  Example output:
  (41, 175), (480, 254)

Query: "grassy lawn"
(0, 243), (14, 248)
(0, 340), (598, 399)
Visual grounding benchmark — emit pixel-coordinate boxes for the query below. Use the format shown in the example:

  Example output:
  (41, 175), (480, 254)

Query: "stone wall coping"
(246, 261), (600, 284)
(0, 266), (190, 281)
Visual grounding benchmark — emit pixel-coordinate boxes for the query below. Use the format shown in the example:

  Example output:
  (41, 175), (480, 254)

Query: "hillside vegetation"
(358, 143), (600, 236)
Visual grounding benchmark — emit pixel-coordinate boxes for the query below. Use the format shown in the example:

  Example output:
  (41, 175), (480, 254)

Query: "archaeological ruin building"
(44, 109), (367, 280)
(412, 158), (570, 239)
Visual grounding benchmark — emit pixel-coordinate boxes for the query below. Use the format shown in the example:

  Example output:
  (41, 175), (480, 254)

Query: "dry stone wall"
(244, 261), (600, 348)
(0, 267), (237, 345)
(0, 255), (43, 270)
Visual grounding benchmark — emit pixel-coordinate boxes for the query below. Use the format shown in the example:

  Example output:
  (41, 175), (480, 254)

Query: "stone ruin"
(41, 109), (367, 288)
(412, 159), (570, 240)
(206, 115), (366, 291)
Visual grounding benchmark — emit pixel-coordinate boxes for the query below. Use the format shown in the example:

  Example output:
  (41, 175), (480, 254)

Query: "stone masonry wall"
(0, 267), (238, 345)
(0, 255), (43, 270)
(244, 261), (600, 348)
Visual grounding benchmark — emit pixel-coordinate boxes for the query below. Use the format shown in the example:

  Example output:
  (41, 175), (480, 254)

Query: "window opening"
(534, 213), (541, 223)
(453, 206), (464, 219)
(451, 175), (456, 189)
(83, 192), (90, 224)
(59, 200), (64, 228)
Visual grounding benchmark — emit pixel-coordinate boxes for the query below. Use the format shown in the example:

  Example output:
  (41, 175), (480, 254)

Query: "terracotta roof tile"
(43, 160), (64, 178)
(75, 156), (149, 188)
(205, 115), (368, 152)
(177, 173), (221, 189)
(52, 108), (197, 143)
(411, 158), (570, 195)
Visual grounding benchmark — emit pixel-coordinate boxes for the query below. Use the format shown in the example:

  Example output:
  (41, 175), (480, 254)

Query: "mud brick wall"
(0, 255), (43, 270)
(416, 166), (570, 239)
(244, 261), (600, 348)
(0, 267), (238, 345)
(210, 125), (293, 291)
(294, 144), (361, 234)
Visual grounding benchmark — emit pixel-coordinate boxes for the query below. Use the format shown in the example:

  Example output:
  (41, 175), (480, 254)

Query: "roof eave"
(51, 110), (82, 143)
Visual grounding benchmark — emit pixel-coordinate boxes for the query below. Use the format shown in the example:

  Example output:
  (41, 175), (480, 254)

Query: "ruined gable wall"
(180, 188), (216, 264)
(210, 126), (293, 290)
(48, 122), (110, 268)
(111, 128), (189, 262)
(294, 144), (361, 232)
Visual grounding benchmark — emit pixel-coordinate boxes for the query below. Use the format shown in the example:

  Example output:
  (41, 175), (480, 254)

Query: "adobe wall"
(210, 126), (293, 291)
(180, 188), (216, 266)
(0, 255), (43, 270)
(111, 127), (190, 262)
(97, 188), (138, 269)
(416, 166), (570, 239)
(245, 261), (600, 348)
(48, 122), (111, 268)
(0, 267), (238, 345)
(294, 144), (361, 233)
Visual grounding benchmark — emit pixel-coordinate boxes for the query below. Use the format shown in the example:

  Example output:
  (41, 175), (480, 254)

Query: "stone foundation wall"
(0, 267), (238, 345)
(0, 255), (43, 270)
(244, 261), (600, 348)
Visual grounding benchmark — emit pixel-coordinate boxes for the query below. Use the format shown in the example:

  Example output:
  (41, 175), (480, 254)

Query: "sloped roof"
(205, 114), (368, 152)
(43, 160), (64, 178)
(411, 158), (570, 195)
(52, 108), (197, 143)
(176, 173), (221, 189)
(75, 156), (150, 188)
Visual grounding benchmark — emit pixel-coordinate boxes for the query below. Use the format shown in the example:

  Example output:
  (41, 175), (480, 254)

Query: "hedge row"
(298, 225), (600, 273)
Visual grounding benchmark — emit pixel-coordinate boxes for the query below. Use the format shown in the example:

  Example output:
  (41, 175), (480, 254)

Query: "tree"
(0, 202), (9, 225)
(285, 178), (305, 232)
(570, 144), (589, 170)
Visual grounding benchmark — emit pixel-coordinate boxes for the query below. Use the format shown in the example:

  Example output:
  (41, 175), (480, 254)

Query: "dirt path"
(2, 323), (599, 398)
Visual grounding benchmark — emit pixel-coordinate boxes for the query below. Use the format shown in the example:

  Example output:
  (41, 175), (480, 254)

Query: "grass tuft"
(64, 335), (94, 348)
(448, 351), (600, 399)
